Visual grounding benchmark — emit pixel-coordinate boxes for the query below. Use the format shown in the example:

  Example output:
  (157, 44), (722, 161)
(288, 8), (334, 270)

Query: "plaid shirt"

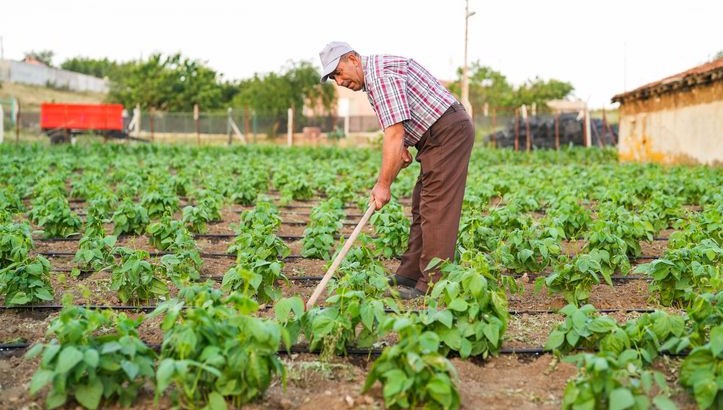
(363, 55), (457, 146)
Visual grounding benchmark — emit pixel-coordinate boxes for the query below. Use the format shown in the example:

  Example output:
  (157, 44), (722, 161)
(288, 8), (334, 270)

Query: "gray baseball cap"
(319, 41), (353, 83)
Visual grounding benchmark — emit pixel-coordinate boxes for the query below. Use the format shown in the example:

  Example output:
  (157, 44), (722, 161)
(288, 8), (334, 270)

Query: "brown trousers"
(396, 103), (475, 292)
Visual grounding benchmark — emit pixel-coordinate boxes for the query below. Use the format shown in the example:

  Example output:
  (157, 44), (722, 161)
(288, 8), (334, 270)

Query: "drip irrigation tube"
(0, 304), (660, 316)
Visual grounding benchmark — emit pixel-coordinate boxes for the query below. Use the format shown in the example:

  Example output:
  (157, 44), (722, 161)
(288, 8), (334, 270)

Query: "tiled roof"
(611, 57), (723, 104)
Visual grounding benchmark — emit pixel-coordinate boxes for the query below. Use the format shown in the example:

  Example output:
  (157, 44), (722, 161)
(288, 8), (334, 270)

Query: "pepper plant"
(111, 199), (150, 236)
(25, 301), (155, 409)
(419, 259), (509, 359)
(152, 284), (287, 409)
(110, 247), (168, 304)
(363, 317), (461, 410)
(544, 304), (619, 355)
(0, 255), (54, 306)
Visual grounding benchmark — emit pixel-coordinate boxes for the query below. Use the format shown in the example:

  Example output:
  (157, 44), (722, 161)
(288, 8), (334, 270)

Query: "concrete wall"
(0, 59), (108, 93)
(617, 82), (723, 165)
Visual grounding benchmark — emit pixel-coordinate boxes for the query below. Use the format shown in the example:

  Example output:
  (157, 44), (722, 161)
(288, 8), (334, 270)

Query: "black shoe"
(396, 285), (425, 300)
(388, 274), (418, 288)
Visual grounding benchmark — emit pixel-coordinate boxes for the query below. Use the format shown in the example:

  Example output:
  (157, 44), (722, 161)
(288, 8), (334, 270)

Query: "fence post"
(491, 107), (496, 147)
(0, 104), (4, 144)
(15, 101), (20, 143)
(252, 110), (257, 143)
(514, 108), (519, 151)
(133, 105), (141, 139)
(149, 107), (155, 141)
(554, 112), (560, 150)
(194, 104), (200, 145)
(522, 104), (531, 151)
(583, 106), (591, 148)
(287, 107), (293, 147)
(227, 108), (233, 145)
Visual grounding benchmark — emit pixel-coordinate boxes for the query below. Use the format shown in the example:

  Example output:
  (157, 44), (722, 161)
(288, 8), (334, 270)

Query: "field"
(0, 143), (721, 410)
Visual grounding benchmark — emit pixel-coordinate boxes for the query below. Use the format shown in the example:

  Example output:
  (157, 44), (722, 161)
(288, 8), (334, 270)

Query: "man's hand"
(401, 148), (413, 168)
(370, 182), (391, 210)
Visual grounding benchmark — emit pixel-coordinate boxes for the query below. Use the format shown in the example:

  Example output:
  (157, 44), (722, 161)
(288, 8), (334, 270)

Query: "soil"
(0, 198), (701, 410)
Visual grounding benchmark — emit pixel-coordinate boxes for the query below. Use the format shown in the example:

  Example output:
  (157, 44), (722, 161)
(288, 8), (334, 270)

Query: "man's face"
(330, 54), (364, 91)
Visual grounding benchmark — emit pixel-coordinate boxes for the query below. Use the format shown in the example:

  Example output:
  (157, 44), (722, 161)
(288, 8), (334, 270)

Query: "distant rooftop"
(612, 57), (723, 104)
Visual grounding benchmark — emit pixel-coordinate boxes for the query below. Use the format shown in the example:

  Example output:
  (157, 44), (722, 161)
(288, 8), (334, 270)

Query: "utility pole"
(461, 0), (475, 118)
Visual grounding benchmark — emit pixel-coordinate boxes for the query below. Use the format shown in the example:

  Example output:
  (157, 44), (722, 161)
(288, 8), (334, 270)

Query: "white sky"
(1, 0), (721, 108)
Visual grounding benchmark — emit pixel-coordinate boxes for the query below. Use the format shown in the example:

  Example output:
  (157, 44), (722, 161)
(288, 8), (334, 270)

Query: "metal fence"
(7, 107), (617, 148)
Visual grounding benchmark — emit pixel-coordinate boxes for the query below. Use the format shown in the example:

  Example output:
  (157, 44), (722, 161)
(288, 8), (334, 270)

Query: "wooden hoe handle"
(305, 203), (376, 310)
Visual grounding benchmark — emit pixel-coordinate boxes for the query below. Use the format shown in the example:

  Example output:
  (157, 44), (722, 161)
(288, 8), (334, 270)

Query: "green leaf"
(448, 298), (468, 312)
(75, 378), (103, 409)
(693, 380), (717, 409)
(545, 330), (565, 351)
(483, 323), (500, 346)
(121, 360), (140, 380)
(205, 392), (228, 410)
(83, 349), (99, 368)
(156, 358), (175, 393)
(56, 346), (84, 373)
(29, 369), (54, 395)
(652, 395), (677, 410)
(710, 326), (723, 357)
(609, 388), (636, 410)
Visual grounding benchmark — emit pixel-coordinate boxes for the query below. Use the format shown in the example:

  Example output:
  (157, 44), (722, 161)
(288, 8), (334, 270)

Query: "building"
(611, 57), (723, 165)
(0, 59), (108, 93)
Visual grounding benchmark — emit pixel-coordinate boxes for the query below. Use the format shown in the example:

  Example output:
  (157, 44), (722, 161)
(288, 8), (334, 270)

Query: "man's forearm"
(378, 123), (406, 187)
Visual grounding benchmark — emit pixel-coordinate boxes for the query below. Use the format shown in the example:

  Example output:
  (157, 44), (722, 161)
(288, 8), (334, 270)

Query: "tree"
(512, 77), (574, 109)
(232, 60), (335, 135)
(448, 62), (516, 113)
(24, 50), (54, 66)
(61, 57), (118, 79)
(449, 61), (574, 113)
(107, 53), (224, 111)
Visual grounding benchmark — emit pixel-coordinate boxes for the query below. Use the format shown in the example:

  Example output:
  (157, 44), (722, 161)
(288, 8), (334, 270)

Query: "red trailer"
(40, 103), (128, 143)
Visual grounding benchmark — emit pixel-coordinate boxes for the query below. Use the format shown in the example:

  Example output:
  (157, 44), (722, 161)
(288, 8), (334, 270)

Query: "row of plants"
(545, 292), (722, 409)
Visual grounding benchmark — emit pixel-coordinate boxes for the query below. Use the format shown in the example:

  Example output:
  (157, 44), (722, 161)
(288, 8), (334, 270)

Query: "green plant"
(72, 228), (117, 276)
(301, 199), (344, 259)
(543, 196), (592, 239)
(635, 239), (722, 307)
(545, 304), (619, 355)
(562, 350), (676, 410)
(494, 225), (562, 273)
(0, 255), (54, 306)
(420, 260), (509, 359)
(25, 302), (155, 409)
(679, 324), (723, 409)
(152, 284), (287, 409)
(181, 205), (212, 234)
(111, 200), (149, 236)
(111, 248), (168, 304)
(539, 250), (614, 306)
(141, 187), (180, 219)
(147, 216), (195, 251)
(29, 195), (82, 238)
(363, 317), (461, 410)
(304, 289), (388, 358)
(370, 201), (410, 258)
(584, 220), (632, 274)
(158, 252), (202, 287)
(0, 221), (34, 267)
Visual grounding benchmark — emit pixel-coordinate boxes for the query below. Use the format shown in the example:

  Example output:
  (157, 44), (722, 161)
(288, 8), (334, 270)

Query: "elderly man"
(319, 41), (475, 298)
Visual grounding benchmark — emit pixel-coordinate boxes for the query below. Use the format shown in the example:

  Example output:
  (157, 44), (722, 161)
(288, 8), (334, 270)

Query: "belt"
(414, 103), (465, 149)
(445, 102), (465, 114)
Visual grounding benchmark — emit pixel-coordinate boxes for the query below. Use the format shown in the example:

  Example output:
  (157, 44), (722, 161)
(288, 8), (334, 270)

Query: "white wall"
(0, 59), (108, 93)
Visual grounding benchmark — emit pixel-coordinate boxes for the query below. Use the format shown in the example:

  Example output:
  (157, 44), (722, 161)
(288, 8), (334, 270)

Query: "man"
(319, 41), (475, 298)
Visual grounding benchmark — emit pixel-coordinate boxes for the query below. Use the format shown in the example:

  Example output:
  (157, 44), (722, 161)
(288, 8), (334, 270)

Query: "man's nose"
(334, 77), (343, 86)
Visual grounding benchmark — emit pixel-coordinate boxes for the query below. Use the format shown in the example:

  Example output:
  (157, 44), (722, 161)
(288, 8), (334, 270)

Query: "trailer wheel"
(48, 130), (70, 144)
